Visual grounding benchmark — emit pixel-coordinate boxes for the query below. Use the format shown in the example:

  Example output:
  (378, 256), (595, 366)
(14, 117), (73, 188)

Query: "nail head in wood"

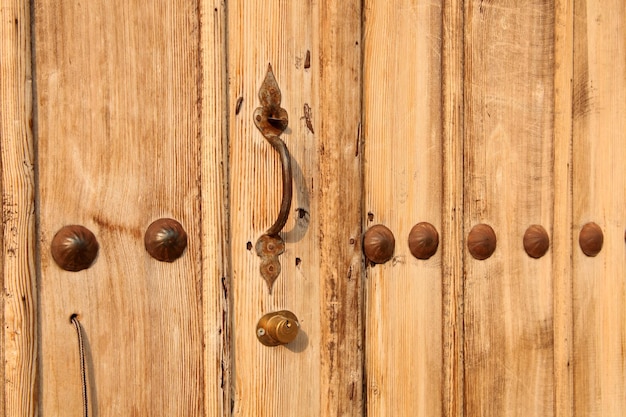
(408, 222), (439, 260)
(467, 223), (497, 260)
(579, 222), (603, 257)
(363, 224), (395, 264)
(51, 225), (99, 271)
(523, 224), (550, 259)
(144, 218), (188, 262)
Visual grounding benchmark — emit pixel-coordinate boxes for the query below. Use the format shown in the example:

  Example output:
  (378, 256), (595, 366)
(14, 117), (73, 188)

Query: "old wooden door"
(1, 1), (625, 416)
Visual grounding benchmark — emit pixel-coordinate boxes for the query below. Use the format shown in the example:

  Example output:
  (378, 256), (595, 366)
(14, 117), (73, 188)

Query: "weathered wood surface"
(0, 1), (37, 416)
(463, 1), (556, 416)
(553, 0), (575, 416)
(199, 0), (230, 416)
(572, 0), (626, 415)
(2, 1), (626, 416)
(363, 1), (443, 416)
(442, 0), (466, 416)
(34, 1), (206, 415)
(227, 1), (363, 416)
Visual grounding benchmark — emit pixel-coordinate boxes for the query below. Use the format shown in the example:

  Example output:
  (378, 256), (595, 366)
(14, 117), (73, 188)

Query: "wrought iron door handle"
(259, 134), (292, 237)
(253, 64), (292, 293)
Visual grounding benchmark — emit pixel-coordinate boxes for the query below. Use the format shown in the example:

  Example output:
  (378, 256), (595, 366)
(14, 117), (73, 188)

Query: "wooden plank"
(572, 0), (626, 415)
(363, 1), (443, 416)
(553, 0), (574, 416)
(227, 1), (363, 416)
(34, 2), (204, 415)
(442, 0), (466, 416)
(200, 1), (230, 416)
(0, 1), (37, 416)
(463, 1), (556, 416)
(317, 4), (363, 415)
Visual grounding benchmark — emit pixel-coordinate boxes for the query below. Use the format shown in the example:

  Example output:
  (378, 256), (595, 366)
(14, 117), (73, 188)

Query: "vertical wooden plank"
(317, 3), (363, 415)
(442, 0), (465, 416)
(200, 0), (229, 416)
(553, 0), (574, 416)
(0, 1), (37, 416)
(34, 1), (204, 415)
(463, 1), (556, 416)
(572, 1), (626, 415)
(227, 1), (363, 416)
(363, 1), (443, 416)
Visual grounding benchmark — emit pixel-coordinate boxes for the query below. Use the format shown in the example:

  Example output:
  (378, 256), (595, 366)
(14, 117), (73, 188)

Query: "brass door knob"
(256, 310), (300, 346)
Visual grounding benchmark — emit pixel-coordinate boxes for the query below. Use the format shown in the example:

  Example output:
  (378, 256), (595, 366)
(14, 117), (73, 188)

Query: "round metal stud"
(523, 224), (550, 259)
(144, 218), (188, 262)
(408, 222), (439, 260)
(51, 225), (99, 271)
(363, 224), (395, 264)
(467, 223), (497, 260)
(579, 222), (603, 257)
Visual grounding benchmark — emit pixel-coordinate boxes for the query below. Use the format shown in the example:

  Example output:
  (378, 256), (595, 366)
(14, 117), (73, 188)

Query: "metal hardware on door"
(51, 225), (99, 271)
(523, 224), (550, 259)
(256, 310), (300, 347)
(363, 224), (395, 264)
(144, 218), (188, 262)
(579, 222), (603, 257)
(253, 64), (293, 293)
(467, 223), (497, 260)
(408, 222), (439, 260)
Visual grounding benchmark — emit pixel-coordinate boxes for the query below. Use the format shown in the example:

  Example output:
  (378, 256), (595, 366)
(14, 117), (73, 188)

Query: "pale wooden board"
(363, 2), (443, 417)
(227, 1), (362, 416)
(572, 0), (626, 415)
(463, 2), (556, 416)
(553, 0), (575, 416)
(35, 2), (204, 415)
(0, 1), (37, 416)
(200, 0), (230, 416)
(442, 1), (466, 416)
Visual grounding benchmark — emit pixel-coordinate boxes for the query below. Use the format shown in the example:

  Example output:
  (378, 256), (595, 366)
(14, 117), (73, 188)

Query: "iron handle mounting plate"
(253, 64), (293, 293)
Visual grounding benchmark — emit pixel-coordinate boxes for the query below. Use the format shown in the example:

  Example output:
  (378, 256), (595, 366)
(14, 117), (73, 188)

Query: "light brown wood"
(363, 1), (443, 416)
(316, 4), (364, 415)
(0, 1), (37, 416)
(463, 1), (556, 416)
(34, 1), (204, 415)
(553, 0), (574, 416)
(572, 0), (626, 415)
(442, 0), (466, 416)
(227, 1), (363, 416)
(200, 1), (230, 416)
(3, 2), (626, 415)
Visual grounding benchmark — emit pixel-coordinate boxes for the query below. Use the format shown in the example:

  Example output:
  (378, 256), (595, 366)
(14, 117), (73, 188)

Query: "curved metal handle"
(264, 134), (292, 236)
(253, 64), (293, 293)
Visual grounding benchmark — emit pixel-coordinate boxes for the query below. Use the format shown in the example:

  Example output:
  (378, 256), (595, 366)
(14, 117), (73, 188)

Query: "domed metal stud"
(579, 222), (603, 257)
(467, 223), (497, 260)
(363, 224), (395, 264)
(523, 224), (550, 259)
(408, 222), (439, 260)
(144, 218), (188, 262)
(50, 225), (99, 271)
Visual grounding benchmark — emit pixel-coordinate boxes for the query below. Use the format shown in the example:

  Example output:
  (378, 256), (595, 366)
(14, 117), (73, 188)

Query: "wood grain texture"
(200, 1), (229, 416)
(553, 0), (574, 416)
(363, 1), (443, 416)
(572, 0), (626, 415)
(0, 1), (37, 416)
(442, 0), (465, 416)
(227, 1), (363, 416)
(34, 1), (204, 415)
(463, 1), (556, 416)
